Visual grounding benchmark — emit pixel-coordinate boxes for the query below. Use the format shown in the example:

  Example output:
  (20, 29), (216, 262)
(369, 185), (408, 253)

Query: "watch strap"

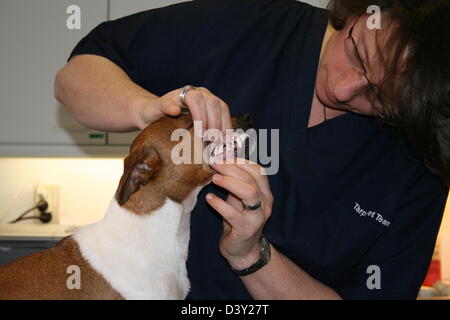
(229, 235), (271, 276)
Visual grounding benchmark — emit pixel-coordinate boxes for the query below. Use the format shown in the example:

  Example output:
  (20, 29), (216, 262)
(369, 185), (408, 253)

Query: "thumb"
(139, 100), (179, 129)
(162, 101), (182, 116)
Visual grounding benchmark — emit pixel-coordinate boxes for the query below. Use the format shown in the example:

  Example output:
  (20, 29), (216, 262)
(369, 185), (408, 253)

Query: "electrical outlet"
(34, 184), (60, 224)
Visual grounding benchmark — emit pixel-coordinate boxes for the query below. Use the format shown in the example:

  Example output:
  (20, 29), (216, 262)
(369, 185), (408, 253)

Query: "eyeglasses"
(344, 15), (381, 102)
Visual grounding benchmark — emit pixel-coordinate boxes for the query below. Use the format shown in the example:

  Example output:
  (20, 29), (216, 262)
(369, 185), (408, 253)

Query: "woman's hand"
(206, 160), (274, 270)
(137, 86), (232, 137)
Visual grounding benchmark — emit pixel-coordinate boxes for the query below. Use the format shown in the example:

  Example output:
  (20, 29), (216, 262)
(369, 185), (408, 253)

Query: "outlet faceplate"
(34, 184), (60, 224)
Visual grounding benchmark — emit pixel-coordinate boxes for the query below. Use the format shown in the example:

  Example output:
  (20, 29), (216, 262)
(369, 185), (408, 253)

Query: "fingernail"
(206, 193), (213, 200)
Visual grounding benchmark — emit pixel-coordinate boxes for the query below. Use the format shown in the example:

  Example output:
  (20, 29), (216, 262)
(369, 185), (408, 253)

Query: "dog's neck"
(72, 185), (204, 300)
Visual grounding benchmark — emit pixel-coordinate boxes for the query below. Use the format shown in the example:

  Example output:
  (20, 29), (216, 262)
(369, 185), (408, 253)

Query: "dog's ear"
(116, 145), (161, 206)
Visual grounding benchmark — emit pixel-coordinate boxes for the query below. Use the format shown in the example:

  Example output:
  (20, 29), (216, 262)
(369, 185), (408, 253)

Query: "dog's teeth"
(209, 132), (249, 161)
(235, 133), (249, 149)
(211, 143), (224, 157)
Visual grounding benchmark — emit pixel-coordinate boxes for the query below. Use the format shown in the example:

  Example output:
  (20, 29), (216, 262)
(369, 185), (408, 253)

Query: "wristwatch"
(229, 235), (271, 276)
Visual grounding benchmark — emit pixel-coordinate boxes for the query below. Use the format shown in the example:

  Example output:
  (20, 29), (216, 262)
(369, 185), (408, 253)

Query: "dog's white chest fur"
(73, 186), (204, 300)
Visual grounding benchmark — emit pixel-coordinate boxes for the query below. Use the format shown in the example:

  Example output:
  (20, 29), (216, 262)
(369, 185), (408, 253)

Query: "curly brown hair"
(327, 0), (450, 184)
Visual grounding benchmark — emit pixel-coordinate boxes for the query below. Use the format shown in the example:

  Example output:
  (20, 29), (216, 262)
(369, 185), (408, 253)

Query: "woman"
(55, 0), (449, 299)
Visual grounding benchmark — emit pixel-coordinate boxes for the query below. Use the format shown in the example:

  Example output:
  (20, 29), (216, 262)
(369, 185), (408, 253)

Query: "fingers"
(185, 90), (208, 137)
(220, 100), (232, 134)
(196, 87), (223, 138)
(205, 104), (222, 139)
(206, 193), (264, 236)
(234, 162), (273, 204)
(227, 193), (244, 212)
(179, 87), (231, 137)
(160, 100), (182, 117)
(207, 162), (274, 261)
(212, 174), (260, 210)
(212, 161), (273, 208)
(138, 86), (232, 136)
(206, 193), (244, 228)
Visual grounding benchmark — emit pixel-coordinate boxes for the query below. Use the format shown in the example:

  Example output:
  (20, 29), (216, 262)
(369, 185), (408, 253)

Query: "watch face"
(229, 236), (271, 276)
(260, 236), (271, 262)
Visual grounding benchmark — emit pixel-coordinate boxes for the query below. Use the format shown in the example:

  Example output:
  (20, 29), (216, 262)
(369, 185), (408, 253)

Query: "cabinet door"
(107, 0), (188, 146)
(109, 0), (185, 18)
(0, 240), (59, 267)
(0, 0), (108, 146)
(301, 0), (329, 8)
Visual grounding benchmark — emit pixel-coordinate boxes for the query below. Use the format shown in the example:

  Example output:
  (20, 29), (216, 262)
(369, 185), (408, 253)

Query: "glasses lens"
(344, 37), (366, 75)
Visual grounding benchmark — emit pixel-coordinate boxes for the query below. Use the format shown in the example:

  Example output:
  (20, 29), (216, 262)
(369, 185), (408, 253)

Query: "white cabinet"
(0, 0), (187, 153)
(109, 0), (185, 18)
(302, 0), (329, 8)
(0, 0), (108, 152)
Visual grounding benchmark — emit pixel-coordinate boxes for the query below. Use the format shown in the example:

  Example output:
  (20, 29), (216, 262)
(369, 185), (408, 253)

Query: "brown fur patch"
(116, 114), (215, 215)
(0, 237), (122, 300)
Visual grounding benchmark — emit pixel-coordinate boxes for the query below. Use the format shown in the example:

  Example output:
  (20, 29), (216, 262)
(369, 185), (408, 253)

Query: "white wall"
(0, 158), (123, 226)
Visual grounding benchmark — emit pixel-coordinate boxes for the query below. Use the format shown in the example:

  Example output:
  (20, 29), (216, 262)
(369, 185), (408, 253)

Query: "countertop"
(0, 223), (79, 241)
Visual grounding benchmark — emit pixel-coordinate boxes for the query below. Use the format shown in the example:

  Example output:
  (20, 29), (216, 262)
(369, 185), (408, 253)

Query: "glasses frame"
(344, 14), (397, 123)
(345, 15), (381, 102)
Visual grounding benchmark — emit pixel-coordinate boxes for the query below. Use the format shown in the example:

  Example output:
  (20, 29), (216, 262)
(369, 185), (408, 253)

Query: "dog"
(0, 113), (252, 299)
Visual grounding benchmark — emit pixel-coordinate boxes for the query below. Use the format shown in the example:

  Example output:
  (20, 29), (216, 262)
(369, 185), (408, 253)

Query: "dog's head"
(115, 113), (253, 214)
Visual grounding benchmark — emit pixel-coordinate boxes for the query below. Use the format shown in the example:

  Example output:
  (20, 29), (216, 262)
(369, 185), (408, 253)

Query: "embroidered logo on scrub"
(353, 202), (391, 227)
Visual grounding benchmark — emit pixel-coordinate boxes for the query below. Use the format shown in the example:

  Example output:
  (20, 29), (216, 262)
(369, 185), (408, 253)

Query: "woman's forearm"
(54, 54), (157, 132)
(234, 245), (342, 300)
(207, 162), (341, 300)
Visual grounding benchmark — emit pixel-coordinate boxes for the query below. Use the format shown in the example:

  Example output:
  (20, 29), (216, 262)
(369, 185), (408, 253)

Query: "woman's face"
(316, 14), (388, 116)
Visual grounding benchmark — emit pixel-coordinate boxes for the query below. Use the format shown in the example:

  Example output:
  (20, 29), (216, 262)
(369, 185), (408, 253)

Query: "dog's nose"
(233, 113), (253, 130)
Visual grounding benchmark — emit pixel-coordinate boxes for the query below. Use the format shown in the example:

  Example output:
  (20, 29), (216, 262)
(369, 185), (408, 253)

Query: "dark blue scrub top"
(69, 0), (448, 299)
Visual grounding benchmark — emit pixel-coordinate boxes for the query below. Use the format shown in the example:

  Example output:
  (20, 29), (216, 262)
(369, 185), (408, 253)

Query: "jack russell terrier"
(0, 113), (252, 300)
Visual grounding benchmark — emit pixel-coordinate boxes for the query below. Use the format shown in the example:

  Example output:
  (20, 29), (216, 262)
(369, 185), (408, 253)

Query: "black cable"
(9, 199), (52, 224)
(10, 206), (39, 224)
(13, 213), (53, 223)
(12, 216), (42, 222)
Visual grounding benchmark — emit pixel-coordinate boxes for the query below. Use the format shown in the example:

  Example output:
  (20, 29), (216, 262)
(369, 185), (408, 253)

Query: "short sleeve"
(336, 168), (448, 300)
(69, 12), (151, 89)
(69, 0), (228, 94)
(68, 0), (274, 96)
